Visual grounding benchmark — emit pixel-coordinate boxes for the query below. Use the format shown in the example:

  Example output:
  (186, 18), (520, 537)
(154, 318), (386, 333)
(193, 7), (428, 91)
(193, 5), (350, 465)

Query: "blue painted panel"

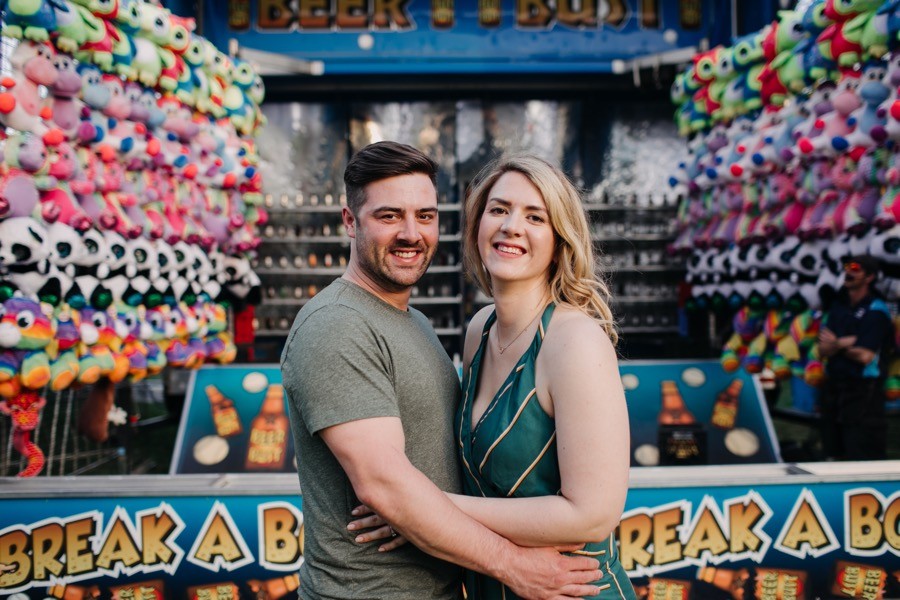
(203, 0), (732, 74)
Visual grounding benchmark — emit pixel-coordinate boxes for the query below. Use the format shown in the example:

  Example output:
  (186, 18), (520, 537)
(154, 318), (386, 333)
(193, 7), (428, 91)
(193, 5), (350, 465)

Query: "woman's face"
(477, 171), (556, 288)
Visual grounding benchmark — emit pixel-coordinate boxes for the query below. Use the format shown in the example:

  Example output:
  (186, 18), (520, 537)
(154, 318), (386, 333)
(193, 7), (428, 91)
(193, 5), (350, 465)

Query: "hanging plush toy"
(0, 295), (55, 478)
(0, 40), (58, 135)
(0, 131), (57, 220)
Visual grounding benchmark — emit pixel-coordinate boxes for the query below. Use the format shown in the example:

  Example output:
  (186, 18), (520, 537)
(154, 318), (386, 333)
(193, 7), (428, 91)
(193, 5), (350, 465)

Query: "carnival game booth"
(1, 362), (898, 598)
(3, 1), (900, 599)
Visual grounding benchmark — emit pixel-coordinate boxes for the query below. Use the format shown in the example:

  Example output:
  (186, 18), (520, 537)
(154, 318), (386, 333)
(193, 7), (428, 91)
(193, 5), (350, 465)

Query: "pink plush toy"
(0, 40), (58, 135)
(0, 132), (57, 220)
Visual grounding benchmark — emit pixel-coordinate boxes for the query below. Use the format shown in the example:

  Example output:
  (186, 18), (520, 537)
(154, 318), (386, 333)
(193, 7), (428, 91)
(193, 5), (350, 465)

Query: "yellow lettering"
(729, 499), (763, 553)
(32, 523), (64, 580)
(0, 530), (31, 587)
(65, 518), (96, 575)
(842, 565), (860, 595)
(372, 0), (411, 28)
(257, 0), (296, 28)
(336, 0), (368, 28)
(780, 499), (830, 552)
(557, 0), (596, 28)
(604, 0), (627, 26)
(884, 496), (899, 550)
(193, 513), (245, 564)
(517, 0), (552, 27)
(617, 513), (652, 571)
(299, 0), (331, 28)
(683, 507), (728, 558)
(141, 511), (178, 566)
(263, 507), (302, 565)
(653, 507), (683, 566)
(848, 493), (883, 550)
(96, 516), (141, 570)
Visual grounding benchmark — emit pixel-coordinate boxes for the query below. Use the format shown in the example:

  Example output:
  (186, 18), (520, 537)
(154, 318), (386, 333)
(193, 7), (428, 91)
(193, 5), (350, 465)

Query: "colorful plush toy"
(45, 302), (80, 390)
(0, 132), (58, 220)
(0, 40), (58, 135)
(0, 0), (65, 42)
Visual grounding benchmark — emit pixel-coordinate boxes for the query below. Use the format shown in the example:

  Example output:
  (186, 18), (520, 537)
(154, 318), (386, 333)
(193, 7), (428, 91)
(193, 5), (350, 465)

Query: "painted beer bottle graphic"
(432, 0), (454, 28)
(206, 385), (242, 438)
(246, 384), (289, 470)
(658, 380), (696, 425)
(711, 379), (743, 429)
(479, 0), (501, 27)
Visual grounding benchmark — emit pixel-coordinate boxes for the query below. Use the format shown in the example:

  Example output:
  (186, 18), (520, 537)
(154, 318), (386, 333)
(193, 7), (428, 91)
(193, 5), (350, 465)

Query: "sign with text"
(0, 475), (897, 597)
(170, 365), (291, 475)
(204, 0), (720, 74)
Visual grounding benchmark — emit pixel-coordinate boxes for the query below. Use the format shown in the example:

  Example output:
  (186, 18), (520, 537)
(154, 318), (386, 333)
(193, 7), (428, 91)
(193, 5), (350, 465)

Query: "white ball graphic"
(193, 435), (230, 466)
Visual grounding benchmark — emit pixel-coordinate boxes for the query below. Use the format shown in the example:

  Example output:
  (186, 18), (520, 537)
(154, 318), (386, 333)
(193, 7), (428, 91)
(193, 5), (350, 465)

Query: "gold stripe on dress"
(597, 583), (612, 592)
(459, 366), (487, 496)
(474, 379), (515, 437)
(606, 558), (628, 600)
(571, 547), (607, 556)
(515, 364), (525, 372)
(538, 319), (545, 339)
(479, 388), (537, 472)
(507, 431), (557, 496)
(458, 365), (473, 449)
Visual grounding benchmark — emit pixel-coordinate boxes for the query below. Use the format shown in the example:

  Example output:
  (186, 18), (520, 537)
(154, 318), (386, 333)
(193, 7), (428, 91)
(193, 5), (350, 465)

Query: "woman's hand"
(348, 504), (408, 552)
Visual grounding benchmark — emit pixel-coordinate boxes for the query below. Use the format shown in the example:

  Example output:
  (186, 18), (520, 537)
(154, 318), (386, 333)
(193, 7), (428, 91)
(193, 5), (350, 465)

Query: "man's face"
(345, 173), (439, 294)
(843, 261), (874, 291)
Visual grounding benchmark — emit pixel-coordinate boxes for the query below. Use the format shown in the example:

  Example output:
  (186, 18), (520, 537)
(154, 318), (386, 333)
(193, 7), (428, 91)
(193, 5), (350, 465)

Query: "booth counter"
(1, 461), (898, 599)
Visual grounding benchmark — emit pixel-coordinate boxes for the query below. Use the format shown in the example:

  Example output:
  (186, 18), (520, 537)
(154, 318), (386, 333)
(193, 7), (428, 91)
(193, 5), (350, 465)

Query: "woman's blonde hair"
(463, 153), (618, 345)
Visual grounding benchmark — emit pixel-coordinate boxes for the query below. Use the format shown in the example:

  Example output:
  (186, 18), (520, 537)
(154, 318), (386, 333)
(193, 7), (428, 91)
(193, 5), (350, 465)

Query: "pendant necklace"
(495, 302), (546, 354)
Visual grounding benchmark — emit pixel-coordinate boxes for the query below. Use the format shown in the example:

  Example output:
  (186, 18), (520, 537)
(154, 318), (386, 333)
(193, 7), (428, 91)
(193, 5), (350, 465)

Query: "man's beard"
(355, 229), (435, 293)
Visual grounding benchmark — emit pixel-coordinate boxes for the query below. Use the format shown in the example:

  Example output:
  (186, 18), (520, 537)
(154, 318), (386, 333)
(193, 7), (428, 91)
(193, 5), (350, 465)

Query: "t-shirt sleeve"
(281, 305), (398, 435)
(855, 302), (893, 352)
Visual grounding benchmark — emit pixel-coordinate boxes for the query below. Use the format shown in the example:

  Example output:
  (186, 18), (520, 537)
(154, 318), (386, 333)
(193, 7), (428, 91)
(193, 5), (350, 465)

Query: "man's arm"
(321, 416), (604, 600)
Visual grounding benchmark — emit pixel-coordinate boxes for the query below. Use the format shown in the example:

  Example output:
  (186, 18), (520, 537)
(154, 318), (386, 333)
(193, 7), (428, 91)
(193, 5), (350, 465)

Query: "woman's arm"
(449, 310), (630, 547)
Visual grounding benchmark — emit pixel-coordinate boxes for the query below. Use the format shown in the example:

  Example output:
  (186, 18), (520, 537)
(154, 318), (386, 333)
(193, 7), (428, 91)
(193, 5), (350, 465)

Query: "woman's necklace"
(495, 302), (546, 354)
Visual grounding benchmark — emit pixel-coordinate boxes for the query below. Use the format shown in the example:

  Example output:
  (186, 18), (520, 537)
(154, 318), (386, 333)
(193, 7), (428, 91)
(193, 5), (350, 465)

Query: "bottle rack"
(585, 195), (684, 337)
(253, 194), (466, 357)
(254, 191), (686, 359)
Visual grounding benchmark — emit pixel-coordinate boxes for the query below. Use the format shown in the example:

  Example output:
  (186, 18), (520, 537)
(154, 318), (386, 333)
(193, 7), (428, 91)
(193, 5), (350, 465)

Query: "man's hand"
(501, 545), (603, 600)
(818, 327), (838, 355)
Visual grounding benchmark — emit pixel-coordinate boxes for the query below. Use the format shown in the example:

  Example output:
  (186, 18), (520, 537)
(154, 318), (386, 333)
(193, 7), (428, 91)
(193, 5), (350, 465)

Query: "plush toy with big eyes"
(76, 305), (128, 384)
(0, 296), (55, 392)
(42, 140), (96, 232)
(65, 226), (113, 310)
(0, 132), (57, 221)
(143, 304), (170, 374)
(76, 63), (111, 146)
(75, 3), (121, 72)
(0, 40), (57, 136)
(203, 301), (236, 364)
(131, 0), (175, 88)
(45, 303), (80, 391)
(113, 301), (149, 382)
(721, 305), (765, 372)
(48, 52), (95, 143)
(0, 296), (54, 478)
(221, 254), (262, 308)
(0, 217), (53, 301)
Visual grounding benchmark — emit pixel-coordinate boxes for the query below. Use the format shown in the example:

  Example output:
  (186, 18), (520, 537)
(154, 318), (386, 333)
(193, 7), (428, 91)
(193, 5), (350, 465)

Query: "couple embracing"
(281, 141), (635, 600)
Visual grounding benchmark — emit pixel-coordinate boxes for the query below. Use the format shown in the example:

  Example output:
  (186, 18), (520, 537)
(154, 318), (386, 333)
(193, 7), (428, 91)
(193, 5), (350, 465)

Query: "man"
(816, 254), (894, 461)
(281, 141), (603, 599)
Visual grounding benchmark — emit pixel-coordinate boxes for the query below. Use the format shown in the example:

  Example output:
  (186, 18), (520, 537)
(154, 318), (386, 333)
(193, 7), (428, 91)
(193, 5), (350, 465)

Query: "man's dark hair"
(343, 141), (438, 214)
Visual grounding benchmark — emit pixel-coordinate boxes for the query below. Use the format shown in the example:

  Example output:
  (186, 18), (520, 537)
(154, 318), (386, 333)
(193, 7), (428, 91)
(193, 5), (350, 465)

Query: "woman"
(354, 154), (635, 599)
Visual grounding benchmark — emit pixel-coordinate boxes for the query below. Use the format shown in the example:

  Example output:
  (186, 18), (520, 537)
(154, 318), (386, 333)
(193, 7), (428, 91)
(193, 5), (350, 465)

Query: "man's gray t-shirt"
(281, 278), (463, 600)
